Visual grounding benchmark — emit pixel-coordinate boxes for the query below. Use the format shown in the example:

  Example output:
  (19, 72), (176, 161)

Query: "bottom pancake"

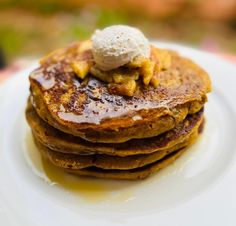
(65, 148), (187, 180)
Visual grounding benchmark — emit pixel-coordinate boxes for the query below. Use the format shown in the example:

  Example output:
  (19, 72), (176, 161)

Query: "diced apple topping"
(72, 61), (92, 79)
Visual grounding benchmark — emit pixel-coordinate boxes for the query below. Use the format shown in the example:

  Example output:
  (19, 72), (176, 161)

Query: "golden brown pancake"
(29, 43), (211, 143)
(33, 128), (199, 170)
(62, 148), (187, 180)
(26, 101), (204, 156)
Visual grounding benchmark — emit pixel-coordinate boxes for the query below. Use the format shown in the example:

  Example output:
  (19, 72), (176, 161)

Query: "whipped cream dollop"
(91, 25), (150, 71)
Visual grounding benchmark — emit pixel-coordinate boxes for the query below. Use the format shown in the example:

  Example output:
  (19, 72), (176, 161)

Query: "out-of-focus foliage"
(0, 0), (236, 62)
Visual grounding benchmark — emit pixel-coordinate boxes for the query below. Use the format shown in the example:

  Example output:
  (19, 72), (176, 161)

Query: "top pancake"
(29, 42), (211, 143)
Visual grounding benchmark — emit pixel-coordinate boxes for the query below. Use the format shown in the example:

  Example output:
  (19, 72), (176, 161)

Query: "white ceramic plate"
(0, 43), (236, 226)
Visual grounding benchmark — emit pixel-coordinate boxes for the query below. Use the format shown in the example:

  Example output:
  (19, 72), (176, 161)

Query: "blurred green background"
(1, 0), (236, 63)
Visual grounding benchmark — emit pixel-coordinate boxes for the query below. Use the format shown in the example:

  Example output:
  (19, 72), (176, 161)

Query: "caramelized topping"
(109, 79), (137, 97)
(39, 41), (172, 97)
(152, 47), (172, 71)
(71, 61), (92, 79)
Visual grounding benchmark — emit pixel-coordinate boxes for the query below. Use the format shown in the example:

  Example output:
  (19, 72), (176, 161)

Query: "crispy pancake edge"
(63, 148), (187, 180)
(26, 101), (204, 156)
(33, 127), (200, 170)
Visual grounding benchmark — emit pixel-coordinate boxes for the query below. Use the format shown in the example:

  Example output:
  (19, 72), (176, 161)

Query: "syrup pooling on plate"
(25, 133), (136, 202)
(42, 158), (110, 202)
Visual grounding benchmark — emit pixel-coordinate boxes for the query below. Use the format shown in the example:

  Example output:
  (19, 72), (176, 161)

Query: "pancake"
(33, 127), (199, 170)
(26, 101), (204, 156)
(29, 43), (211, 143)
(63, 148), (187, 180)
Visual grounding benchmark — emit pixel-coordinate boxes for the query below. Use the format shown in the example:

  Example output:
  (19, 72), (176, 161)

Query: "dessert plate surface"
(0, 42), (236, 226)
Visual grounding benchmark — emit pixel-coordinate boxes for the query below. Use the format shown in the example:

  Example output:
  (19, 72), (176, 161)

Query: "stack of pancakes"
(26, 42), (211, 180)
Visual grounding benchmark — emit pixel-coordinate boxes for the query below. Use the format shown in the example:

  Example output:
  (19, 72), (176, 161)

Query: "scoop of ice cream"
(91, 25), (150, 71)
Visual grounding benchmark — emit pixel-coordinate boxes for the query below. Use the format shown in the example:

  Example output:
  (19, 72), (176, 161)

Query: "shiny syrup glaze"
(30, 43), (211, 125)
(26, 102), (204, 155)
